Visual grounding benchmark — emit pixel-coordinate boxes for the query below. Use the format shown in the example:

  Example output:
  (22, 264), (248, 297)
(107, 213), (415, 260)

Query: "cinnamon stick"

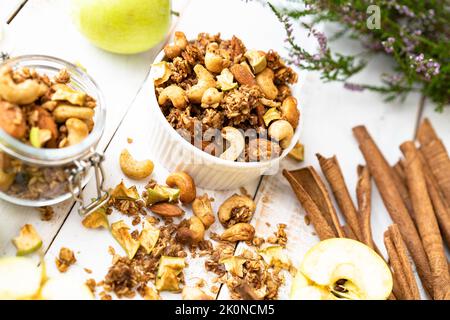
(356, 165), (375, 250)
(384, 225), (421, 300)
(391, 161), (414, 219)
(384, 233), (411, 300)
(417, 118), (450, 207)
(400, 141), (450, 300)
(342, 224), (358, 241)
(317, 154), (362, 241)
(388, 224), (421, 300)
(283, 168), (343, 240)
(417, 150), (450, 247)
(352, 125), (433, 296)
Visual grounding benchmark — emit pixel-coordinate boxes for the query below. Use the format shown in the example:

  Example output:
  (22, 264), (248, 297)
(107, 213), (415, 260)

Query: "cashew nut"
(51, 84), (86, 106)
(0, 101), (26, 139)
(66, 118), (89, 146)
(205, 42), (228, 73)
(268, 119), (294, 149)
(281, 96), (299, 129)
(164, 31), (188, 59)
(256, 68), (278, 100)
(192, 194), (215, 229)
(201, 87), (223, 108)
(176, 216), (205, 244)
(182, 286), (214, 300)
(221, 223), (255, 242)
(244, 50), (267, 74)
(187, 65), (216, 104)
(247, 138), (281, 161)
(158, 85), (188, 110)
(53, 105), (94, 123)
(0, 65), (47, 105)
(166, 171), (196, 204)
(219, 127), (245, 161)
(119, 149), (154, 180)
(218, 194), (256, 228)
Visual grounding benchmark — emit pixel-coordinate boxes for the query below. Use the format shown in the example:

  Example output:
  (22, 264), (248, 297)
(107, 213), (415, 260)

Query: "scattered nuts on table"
(154, 32), (299, 162)
(119, 149), (154, 180)
(165, 171), (196, 204)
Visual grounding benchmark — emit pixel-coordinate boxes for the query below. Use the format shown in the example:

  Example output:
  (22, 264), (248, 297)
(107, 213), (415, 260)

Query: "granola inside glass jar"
(0, 55), (106, 208)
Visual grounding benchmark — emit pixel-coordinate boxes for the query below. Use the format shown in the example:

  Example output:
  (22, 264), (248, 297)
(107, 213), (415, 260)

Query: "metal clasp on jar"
(67, 150), (109, 216)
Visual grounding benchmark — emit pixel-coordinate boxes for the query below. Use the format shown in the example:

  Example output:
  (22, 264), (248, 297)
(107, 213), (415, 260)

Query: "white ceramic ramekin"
(147, 49), (302, 190)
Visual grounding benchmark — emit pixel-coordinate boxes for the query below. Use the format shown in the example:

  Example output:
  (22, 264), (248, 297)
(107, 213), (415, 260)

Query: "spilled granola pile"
(153, 32), (300, 162)
(82, 170), (293, 300)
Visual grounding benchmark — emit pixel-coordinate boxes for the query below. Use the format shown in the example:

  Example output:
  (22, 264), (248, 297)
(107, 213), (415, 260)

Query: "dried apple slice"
(110, 181), (140, 200)
(0, 257), (43, 299)
(139, 220), (160, 254)
(220, 256), (246, 277)
(156, 256), (185, 292)
(259, 246), (291, 269)
(145, 185), (180, 206)
(39, 276), (93, 300)
(82, 206), (109, 229)
(12, 224), (43, 256)
(110, 220), (140, 259)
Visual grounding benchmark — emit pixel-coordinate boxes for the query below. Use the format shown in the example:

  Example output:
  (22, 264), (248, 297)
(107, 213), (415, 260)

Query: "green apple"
(72, 0), (171, 54)
(290, 238), (393, 300)
(39, 276), (93, 300)
(0, 257), (43, 299)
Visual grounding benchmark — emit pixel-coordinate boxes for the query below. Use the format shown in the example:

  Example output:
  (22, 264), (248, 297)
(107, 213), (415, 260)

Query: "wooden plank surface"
(0, 0), (25, 22)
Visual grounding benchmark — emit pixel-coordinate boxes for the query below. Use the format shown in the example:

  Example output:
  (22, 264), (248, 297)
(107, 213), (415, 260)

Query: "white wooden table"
(0, 0), (448, 300)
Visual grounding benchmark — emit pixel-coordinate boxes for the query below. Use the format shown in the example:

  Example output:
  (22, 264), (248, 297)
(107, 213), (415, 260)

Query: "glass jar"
(0, 55), (108, 214)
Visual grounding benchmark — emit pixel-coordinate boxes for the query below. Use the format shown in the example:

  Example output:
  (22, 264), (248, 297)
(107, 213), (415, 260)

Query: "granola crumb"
(39, 206), (54, 221)
(127, 137), (133, 144)
(55, 247), (76, 273)
(84, 268), (93, 274)
(211, 285), (219, 294)
(99, 291), (112, 300)
(85, 278), (96, 294)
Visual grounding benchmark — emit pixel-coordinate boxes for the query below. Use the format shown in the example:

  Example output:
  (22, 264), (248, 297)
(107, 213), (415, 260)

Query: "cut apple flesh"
(12, 224), (43, 256)
(0, 257), (42, 299)
(40, 276), (93, 300)
(299, 238), (392, 300)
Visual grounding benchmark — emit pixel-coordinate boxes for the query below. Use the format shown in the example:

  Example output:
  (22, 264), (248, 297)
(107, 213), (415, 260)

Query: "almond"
(0, 101), (26, 139)
(149, 202), (184, 217)
(230, 64), (256, 87)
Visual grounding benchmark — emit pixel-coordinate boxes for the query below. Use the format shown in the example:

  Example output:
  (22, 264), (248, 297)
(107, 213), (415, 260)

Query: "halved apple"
(290, 238), (392, 300)
(39, 276), (93, 300)
(0, 257), (43, 299)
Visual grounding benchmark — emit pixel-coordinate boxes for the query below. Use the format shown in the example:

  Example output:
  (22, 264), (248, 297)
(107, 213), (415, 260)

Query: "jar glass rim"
(0, 55), (106, 166)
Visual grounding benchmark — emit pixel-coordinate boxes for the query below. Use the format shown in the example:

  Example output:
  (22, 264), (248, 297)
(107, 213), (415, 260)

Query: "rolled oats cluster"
(154, 32), (299, 162)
